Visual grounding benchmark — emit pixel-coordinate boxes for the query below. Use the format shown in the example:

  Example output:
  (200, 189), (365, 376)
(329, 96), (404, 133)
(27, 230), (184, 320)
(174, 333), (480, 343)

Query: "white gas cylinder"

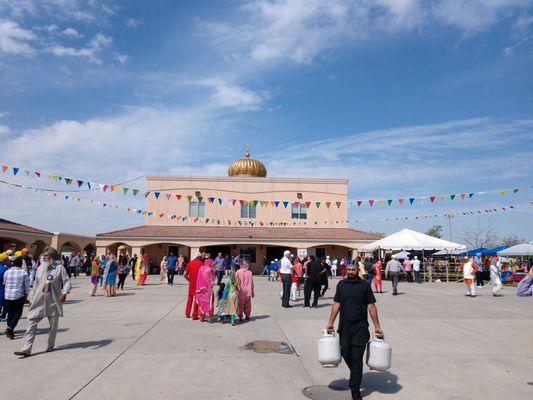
(318, 330), (341, 368)
(366, 337), (392, 371)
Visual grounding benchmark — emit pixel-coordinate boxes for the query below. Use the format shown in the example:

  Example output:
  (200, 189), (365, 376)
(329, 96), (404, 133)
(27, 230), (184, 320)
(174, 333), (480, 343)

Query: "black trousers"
(216, 270), (224, 286)
(304, 278), (321, 307)
(341, 344), (366, 392)
(390, 272), (400, 295)
(131, 267), (136, 281)
(117, 273), (127, 290)
(281, 273), (291, 307)
(475, 271), (484, 286)
(405, 271), (413, 282)
(167, 268), (175, 284)
(321, 277), (329, 296)
(5, 297), (25, 332)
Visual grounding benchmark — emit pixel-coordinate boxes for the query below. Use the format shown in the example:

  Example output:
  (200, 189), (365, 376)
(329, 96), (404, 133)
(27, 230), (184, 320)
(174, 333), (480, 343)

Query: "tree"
(460, 222), (498, 249)
(501, 235), (525, 247)
(425, 225), (443, 238)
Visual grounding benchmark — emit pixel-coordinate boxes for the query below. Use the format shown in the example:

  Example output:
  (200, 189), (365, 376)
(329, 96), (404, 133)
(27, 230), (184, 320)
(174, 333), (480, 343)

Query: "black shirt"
(307, 260), (324, 278)
(334, 277), (376, 346)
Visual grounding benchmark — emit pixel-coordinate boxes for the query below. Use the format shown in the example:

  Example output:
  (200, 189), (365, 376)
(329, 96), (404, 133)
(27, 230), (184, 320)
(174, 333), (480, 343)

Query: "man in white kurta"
(14, 247), (71, 357)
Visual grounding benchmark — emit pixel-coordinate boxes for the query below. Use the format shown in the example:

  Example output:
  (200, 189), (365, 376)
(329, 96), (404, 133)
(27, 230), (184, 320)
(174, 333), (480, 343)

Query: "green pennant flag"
(316, 202), (321, 208)
(450, 194), (456, 200)
(123, 187), (129, 194)
(513, 188), (519, 193)
(260, 201), (264, 207)
(187, 195), (192, 202)
(132, 189), (139, 196)
(64, 178), (72, 185)
(387, 199), (393, 206)
(197, 196), (203, 202)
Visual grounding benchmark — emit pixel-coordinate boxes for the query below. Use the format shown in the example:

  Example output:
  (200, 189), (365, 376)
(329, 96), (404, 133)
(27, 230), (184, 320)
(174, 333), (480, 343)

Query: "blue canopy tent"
(480, 245), (509, 256)
(458, 247), (487, 256)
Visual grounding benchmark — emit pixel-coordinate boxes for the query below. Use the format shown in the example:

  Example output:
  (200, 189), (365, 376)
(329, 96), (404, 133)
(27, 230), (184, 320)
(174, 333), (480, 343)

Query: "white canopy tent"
(433, 249), (464, 256)
(361, 228), (466, 251)
(393, 250), (411, 259)
(497, 242), (533, 256)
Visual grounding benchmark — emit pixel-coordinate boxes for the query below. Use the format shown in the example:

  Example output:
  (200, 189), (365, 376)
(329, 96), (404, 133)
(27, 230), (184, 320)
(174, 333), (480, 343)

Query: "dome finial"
(228, 145), (267, 177)
(245, 144), (250, 158)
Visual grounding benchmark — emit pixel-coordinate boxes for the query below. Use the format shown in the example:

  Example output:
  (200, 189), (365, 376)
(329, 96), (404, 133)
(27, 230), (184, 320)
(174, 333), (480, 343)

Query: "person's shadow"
(329, 371), (402, 396)
(54, 339), (113, 351)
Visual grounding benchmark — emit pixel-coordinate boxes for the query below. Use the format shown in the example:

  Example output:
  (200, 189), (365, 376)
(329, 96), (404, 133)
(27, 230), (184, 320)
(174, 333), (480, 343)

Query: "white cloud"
(114, 53), (128, 63)
(200, 0), (533, 65)
(48, 33), (113, 63)
(264, 118), (533, 190)
(198, 79), (265, 110)
(0, 124), (10, 136)
(0, 19), (36, 56)
(125, 18), (142, 28)
(62, 27), (80, 38)
(0, 110), (10, 118)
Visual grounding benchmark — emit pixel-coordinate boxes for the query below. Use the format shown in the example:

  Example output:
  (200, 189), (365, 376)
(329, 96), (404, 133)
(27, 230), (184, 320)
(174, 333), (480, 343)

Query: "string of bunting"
(351, 202), (533, 223)
(1, 161), (530, 208)
(2, 179), (530, 226)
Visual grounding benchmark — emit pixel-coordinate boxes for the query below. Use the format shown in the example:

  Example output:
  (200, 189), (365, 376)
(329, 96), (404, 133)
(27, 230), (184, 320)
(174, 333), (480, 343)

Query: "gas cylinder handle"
(323, 329), (335, 336)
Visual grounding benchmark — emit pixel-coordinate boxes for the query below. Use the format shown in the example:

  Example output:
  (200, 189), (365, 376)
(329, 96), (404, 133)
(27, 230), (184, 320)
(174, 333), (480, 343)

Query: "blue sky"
(0, 0), (532, 241)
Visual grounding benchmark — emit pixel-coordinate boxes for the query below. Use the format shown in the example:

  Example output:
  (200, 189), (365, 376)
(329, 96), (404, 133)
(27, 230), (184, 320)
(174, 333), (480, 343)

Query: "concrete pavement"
(1, 275), (532, 400)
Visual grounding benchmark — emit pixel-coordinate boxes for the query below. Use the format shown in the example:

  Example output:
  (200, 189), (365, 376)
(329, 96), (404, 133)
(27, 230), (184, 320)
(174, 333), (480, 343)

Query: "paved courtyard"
(1, 275), (532, 400)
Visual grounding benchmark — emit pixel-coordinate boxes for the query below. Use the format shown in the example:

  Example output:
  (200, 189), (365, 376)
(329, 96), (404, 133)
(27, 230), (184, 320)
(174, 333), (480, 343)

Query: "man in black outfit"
(303, 255), (324, 308)
(326, 263), (384, 400)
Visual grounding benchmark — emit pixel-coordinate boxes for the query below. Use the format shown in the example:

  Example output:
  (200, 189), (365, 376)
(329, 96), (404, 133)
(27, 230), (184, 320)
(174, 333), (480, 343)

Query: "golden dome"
(228, 145), (267, 177)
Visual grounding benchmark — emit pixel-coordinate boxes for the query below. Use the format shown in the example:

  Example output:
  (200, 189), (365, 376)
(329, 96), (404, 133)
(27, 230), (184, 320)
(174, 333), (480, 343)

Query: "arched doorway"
(60, 241), (81, 254)
(83, 243), (96, 257)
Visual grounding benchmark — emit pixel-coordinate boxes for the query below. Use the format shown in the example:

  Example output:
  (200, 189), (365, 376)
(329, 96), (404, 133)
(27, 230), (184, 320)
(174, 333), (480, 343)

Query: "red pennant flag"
(1, 165), (7, 173)
(398, 198), (404, 205)
(294, 201), (300, 207)
(357, 200), (362, 207)
(368, 200), (374, 207)
(429, 196), (436, 203)
(305, 201), (311, 208)
(232, 199), (237, 206)
(176, 194), (182, 200)
(460, 193), (466, 200)
(336, 201), (341, 208)
(35, 171), (41, 177)
(103, 185), (109, 192)
(239, 200), (245, 205)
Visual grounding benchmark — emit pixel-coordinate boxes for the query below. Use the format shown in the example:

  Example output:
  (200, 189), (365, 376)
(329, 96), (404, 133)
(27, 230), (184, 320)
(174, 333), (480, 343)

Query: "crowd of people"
(183, 251), (254, 325)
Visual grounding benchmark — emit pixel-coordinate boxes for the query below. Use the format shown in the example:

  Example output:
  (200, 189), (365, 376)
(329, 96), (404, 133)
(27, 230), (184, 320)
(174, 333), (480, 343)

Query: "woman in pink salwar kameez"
(195, 259), (215, 321)
(236, 260), (254, 321)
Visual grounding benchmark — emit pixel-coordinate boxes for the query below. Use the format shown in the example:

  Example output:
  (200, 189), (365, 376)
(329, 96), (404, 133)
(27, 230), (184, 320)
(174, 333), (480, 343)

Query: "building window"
(189, 201), (205, 217)
(240, 203), (257, 219)
(291, 203), (307, 219)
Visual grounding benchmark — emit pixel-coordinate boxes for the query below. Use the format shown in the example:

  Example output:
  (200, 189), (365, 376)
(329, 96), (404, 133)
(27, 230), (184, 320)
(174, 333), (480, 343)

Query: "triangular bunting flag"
(123, 187), (129, 194)
(1, 165), (7, 173)
(305, 201), (311, 208)
(387, 199), (393, 206)
(176, 194), (181, 200)
(154, 192), (161, 199)
(500, 190), (507, 195)
(440, 195), (446, 201)
(35, 171), (41, 177)
(77, 180), (83, 187)
(294, 201), (300, 207)
(316, 202), (321, 208)
(209, 197), (215, 203)
(274, 201), (280, 208)
(12, 167), (19, 175)
(460, 193), (466, 200)
(513, 188), (519, 193)
(283, 201), (289, 208)
(133, 189), (139, 196)
(326, 202), (331, 208)
(336, 201), (341, 208)
(357, 200), (362, 207)
(197, 196), (203, 202)
(64, 178), (72, 185)
(409, 198), (414, 205)
(144, 191), (150, 198)
(450, 194), (456, 200)
(218, 198), (223, 205)
(468, 193), (474, 198)
(429, 196), (436, 203)
(187, 195), (193, 202)
(398, 199), (404, 205)
(368, 200), (374, 207)
(378, 200), (385, 205)
(165, 194), (171, 200)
